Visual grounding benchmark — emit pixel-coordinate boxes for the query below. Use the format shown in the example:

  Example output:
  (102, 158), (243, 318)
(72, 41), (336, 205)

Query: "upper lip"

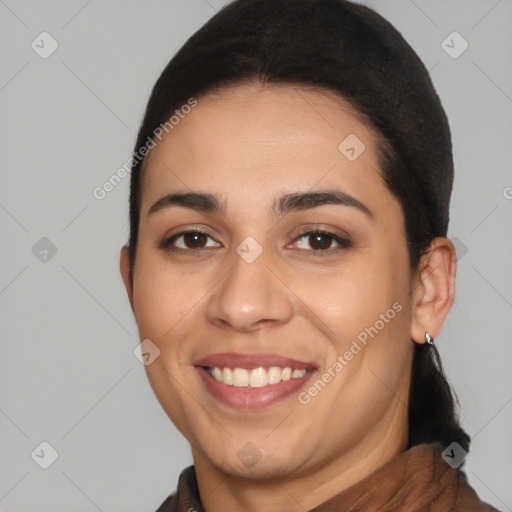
(194, 352), (317, 370)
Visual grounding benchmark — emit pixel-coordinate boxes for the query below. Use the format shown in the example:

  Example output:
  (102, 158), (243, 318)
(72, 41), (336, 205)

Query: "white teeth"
(249, 367), (267, 388)
(207, 366), (307, 387)
(267, 366), (283, 384)
(212, 367), (223, 381)
(233, 368), (249, 387)
(222, 367), (233, 385)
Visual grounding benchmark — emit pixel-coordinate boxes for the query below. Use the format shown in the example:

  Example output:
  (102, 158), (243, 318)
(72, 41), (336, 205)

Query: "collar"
(155, 442), (499, 512)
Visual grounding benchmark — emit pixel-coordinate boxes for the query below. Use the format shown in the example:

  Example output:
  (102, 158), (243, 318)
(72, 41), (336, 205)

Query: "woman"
(119, 0), (500, 510)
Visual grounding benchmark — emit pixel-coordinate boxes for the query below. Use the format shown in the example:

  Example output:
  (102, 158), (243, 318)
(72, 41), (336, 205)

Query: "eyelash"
(159, 228), (352, 257)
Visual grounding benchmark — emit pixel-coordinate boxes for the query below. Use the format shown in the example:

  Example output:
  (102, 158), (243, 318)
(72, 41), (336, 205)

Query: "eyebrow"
(147, 190), (374, 220)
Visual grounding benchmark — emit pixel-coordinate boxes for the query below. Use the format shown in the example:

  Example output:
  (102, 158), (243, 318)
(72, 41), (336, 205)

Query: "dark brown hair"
(126, 0), (470, 452)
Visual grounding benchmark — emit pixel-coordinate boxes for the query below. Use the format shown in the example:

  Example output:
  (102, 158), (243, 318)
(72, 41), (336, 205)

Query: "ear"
(410, 237), (457, 344)
(120, 245), (135, 313)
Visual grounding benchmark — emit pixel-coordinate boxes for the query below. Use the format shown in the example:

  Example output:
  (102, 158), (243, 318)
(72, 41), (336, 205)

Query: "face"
(122, 84), (417, 480)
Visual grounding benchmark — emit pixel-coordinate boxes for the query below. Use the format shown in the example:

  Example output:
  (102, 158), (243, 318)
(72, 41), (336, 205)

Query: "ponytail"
(408, 343), (470, 451)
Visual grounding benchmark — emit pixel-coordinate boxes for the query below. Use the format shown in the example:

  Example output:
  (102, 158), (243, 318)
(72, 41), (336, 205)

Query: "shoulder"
(451, 468), (502, 512)
(154, 466), (201, 512)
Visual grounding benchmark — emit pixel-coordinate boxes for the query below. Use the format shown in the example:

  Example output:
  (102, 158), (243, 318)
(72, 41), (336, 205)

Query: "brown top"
(155, 442), (501, 511)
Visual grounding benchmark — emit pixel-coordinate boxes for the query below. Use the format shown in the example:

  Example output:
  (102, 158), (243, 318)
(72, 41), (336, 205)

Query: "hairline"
(137, 78), (390, 208)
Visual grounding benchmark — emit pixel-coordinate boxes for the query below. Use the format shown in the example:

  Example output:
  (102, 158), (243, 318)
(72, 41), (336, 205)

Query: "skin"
(120, 83), (456, 512)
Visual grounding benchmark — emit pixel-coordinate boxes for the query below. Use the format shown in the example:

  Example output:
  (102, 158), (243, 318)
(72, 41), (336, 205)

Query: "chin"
(200, 439), (309, 480)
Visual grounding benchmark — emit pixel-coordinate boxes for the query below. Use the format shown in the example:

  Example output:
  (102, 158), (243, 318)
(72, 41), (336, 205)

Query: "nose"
(205, 244), (294, 332)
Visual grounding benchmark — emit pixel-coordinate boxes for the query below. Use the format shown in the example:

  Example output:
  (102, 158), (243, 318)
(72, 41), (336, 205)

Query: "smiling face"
(121, 83), (418, 487)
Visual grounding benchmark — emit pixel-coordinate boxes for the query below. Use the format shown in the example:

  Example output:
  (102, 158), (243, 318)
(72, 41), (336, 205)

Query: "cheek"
(293, 258), (402, 346)
(132, 249), (200, 341)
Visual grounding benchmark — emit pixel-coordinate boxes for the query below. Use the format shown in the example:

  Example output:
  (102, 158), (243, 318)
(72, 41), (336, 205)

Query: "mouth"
(194, 352), (318, 409)
(204, 365), (308, 387)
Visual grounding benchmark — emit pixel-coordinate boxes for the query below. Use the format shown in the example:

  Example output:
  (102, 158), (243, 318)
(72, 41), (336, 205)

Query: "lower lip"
(196, 367), (315, 409)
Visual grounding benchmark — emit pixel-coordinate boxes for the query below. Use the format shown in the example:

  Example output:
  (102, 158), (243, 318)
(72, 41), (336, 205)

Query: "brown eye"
(161, 230), (219, 253)
(181, 232), (208, 249)
(308, 232), (334, 251)
(293, 230), (351, 255)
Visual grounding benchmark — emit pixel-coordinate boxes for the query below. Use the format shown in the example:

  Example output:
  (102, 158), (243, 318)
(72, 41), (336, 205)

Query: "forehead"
(140, 83), (386, 214)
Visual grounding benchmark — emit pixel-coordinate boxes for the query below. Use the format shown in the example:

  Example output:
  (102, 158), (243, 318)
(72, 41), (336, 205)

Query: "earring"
(425, 332), (434, 345)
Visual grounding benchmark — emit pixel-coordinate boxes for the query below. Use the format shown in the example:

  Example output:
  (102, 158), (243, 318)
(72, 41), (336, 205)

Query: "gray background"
(0, 0), (511, 510)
